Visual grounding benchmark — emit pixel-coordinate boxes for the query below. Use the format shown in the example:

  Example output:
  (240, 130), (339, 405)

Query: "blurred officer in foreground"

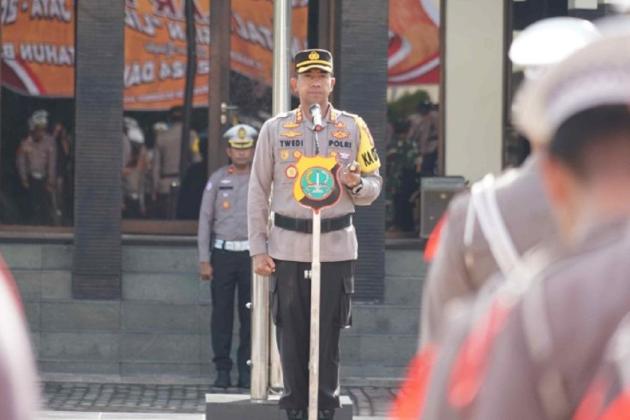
(17, 110), (57, 225)
(424, 33), (630, 420)
(0, 255), (39, 420)
(248, 49), (382, 420)
(419, 17), (600, 345)
(198, 124), (257, 389)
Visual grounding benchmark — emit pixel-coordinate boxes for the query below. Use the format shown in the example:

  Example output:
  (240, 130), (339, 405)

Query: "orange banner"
(1, 0), (308, 110)
(0, 0), (438, 107)
(1, 0), (75, 97)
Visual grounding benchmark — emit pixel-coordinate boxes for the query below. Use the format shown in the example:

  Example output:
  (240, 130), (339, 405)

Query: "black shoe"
(286, 408), (306, 420)
(318, 409), (335, 420)
(213, 370), (231, 388)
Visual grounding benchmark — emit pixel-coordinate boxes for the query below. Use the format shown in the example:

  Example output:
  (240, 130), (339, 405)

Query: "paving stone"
(42, 381), (397, 417)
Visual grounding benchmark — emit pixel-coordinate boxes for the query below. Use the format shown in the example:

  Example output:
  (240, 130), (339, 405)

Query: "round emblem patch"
(300, 167), (334, 201)
(285, 165), (298, 179)
(293, 150), (302, 159)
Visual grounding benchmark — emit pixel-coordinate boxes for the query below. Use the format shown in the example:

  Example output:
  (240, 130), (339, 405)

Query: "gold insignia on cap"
(281, 130), (302, 138)
(332, 130), (349, 139)
(308, 51), (320, 60)
(238, 127), (246, 139)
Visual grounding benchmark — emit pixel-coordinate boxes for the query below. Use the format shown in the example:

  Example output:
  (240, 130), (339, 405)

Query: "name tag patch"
(280, 139), (303, 147)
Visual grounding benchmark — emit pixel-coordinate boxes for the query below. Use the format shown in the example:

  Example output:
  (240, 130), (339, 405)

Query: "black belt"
(274, 213), (352, 234)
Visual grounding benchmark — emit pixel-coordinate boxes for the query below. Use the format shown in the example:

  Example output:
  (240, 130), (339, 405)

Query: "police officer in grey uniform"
(248, 49), (382, 420)
(419, 18), (600, 345)
(153, 106), (200, 219)
(198, 124), (257, 389)
(16, 110), (57, 225)
(422, 33), (630, 420)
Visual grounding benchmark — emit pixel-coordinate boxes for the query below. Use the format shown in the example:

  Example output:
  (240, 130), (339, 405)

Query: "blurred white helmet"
(28, 109), (48, 130)
(124, 117), (145, 144)
(509, 17), (601, 79)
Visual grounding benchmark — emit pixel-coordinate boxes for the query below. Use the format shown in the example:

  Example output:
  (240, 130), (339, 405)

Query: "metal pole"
(270, 0), (292, 392)
(308, 210), (322, 420)
(272, 0), (292, 115)
(250, 267), (269, 401)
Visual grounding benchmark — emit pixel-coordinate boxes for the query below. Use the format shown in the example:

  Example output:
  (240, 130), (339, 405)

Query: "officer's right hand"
(199, 262), (213, 281)
(253, 255), (276, 276)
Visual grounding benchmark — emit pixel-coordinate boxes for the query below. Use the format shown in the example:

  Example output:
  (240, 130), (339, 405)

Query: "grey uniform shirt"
(471, 220), (630, 420)
(420, 155), (556, 345)
(248, 106), (382, 262)
(198, 165), (250, 263)
(16, 134), (56, 183)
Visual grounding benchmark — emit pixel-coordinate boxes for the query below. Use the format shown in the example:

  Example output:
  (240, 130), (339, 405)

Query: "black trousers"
(271, 260), (355, 410)
(28, 177), (52, 225)
(210, 249), (252, 374)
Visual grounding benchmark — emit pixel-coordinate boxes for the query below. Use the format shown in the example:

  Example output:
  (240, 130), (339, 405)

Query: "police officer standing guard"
(16, 110), (57, 225)
(248, 49), (382, 420)
(198, 124), (257, 389)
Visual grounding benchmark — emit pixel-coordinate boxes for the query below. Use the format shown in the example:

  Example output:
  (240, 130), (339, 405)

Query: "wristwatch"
(350, 178), (363, 195)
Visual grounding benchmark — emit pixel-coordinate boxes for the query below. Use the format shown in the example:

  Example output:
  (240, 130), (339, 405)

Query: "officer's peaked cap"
(294, 49), (333, 74)
(223, 124), (257, 149)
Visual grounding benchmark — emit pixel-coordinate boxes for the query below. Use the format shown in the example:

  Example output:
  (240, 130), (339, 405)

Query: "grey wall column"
(335, 0), (388, 302)
(73, 0), (124, 299)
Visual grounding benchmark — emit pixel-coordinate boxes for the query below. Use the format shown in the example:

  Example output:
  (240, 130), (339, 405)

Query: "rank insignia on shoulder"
(281, 130), (302, 138)
(332, 130), (349, 140)
(280, 149), (290, 160)
(283, 121), (300, 129)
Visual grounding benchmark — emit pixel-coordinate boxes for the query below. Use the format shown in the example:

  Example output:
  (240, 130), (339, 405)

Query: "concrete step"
(385, 250), (426, 278)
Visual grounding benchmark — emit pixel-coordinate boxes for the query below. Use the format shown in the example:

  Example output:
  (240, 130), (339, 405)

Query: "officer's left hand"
(199, 262), (213, 281)
(339, 161), (361, 188)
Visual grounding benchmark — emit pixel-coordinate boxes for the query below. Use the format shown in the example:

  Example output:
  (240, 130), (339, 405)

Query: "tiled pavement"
(42, 382), (398, 419)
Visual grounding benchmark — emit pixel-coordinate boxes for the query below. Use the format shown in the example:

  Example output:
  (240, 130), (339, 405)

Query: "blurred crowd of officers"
(7, 105), (211, 226)
(121, 106), (204, 220)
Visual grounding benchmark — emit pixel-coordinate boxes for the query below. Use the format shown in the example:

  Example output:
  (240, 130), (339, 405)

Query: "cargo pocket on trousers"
(338, 275), (354, 328)
(270, 274), (281, 326)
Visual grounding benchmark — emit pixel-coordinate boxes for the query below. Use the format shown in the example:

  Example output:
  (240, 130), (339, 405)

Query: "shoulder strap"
(470, 174), (521, 275)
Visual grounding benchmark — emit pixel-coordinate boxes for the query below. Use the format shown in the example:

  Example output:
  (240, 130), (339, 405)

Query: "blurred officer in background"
(16, 110), (57, 225)
(153, 106), (199, 219)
